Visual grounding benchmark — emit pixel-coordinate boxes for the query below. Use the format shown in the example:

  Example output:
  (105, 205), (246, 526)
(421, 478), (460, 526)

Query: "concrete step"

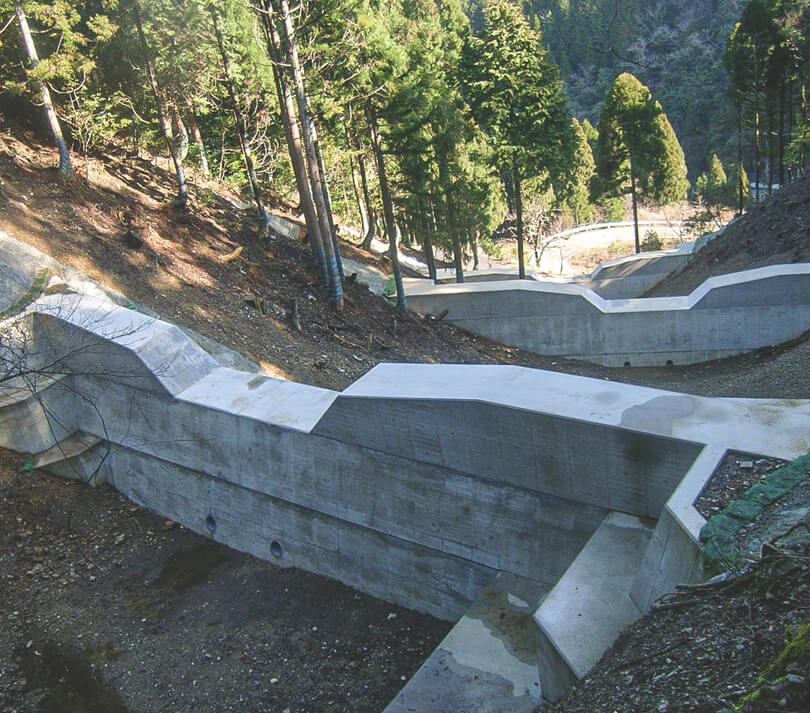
(33, 431), (107, 486)
(384, 572), (548, 713)
(534, 511), (654, 702)
(0, 375), (74, 454)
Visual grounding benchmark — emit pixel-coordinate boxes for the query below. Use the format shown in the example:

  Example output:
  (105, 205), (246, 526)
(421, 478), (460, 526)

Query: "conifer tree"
(463, 0), (574, 278)
(595, 72), (689, 253)
(10, 0), (74, 175)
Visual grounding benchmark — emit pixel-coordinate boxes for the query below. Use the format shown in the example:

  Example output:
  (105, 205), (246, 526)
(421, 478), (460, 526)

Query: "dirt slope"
(1, 125), (809, 399)
(648, 177), (810, 297)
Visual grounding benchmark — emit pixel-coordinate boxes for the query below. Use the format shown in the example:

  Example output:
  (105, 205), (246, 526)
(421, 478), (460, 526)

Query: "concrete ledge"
(405, 264), (810, 366)
(0, 374), (76, 454)
(33, 294), (220, 395)
(34, 431), (106, 485)
(534, 512), (653, 701)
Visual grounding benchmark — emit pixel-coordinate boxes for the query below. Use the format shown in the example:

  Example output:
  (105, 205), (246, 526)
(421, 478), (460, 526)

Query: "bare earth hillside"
(648, 177), (810, 297)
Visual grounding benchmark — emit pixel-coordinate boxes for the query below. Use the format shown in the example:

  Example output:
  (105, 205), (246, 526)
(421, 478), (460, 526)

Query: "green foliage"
(566, 118), (596, 224)
(595, 72), (689, 207)
(601, 196), (626, 222)
(463, 0), (575, 190)
(640, 229), (662, 252)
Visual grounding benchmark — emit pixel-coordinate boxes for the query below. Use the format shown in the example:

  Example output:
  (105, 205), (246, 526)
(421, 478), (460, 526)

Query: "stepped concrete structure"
(406, 263), (810, 366)
(1, 239), (809, 710)
(436, 238), (702, 300)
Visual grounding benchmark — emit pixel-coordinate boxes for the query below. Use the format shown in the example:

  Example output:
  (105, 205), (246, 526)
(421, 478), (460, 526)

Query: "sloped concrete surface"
(534, 512), (653, 701)
(385, 573), (547, 713)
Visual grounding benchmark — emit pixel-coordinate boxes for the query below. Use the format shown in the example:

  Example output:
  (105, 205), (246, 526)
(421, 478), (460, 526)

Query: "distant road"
(536, 221), (685, 275)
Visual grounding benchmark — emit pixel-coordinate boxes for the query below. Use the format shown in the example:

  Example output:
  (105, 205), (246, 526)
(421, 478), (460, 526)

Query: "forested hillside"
(519, 0), (748, 176)
(1, 0), (809, 296)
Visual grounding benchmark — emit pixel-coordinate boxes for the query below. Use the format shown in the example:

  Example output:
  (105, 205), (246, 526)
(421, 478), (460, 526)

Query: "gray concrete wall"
(3, 289), (810, 710)
(404, 264), (810, 366)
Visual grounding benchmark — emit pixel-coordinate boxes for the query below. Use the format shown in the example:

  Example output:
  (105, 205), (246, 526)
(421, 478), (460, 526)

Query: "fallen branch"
(221, 245), (243, 263)
(291, 298), (301, 331)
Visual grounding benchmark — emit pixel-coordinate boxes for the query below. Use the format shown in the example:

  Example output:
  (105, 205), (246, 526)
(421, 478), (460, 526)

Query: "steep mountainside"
(519, 0), (746, 176)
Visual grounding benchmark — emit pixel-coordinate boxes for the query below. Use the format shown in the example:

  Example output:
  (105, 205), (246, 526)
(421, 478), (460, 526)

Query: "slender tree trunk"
(754, 110), (761, 200)
(358, 153), (376, 250)
(439, 158), (463, 283)
(186, 103), (209, 177)
(417, 199), (437, 282)
(369, 107), (406, 312)
(349, 152), (370, 238)
(629, 152), (640, 254)
(131, 0), (187, 207)
(737, 105), (744, 214)
(347, 132), (370, 241)
(309, 116), (343, 280)
(767, 107), (774, 194)
(513, 162), (526, 278)
(172, 105), (189, 163)
(276, 0), (342, 309)
(210, 7), (269, 233)
(259, 4), (326, 284)
(778, 75), (786, 187)
(13, 1), (71, 175)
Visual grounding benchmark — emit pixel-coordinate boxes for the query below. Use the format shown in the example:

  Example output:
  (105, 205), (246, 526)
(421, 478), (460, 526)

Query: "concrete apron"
(1, 291), (809, 710)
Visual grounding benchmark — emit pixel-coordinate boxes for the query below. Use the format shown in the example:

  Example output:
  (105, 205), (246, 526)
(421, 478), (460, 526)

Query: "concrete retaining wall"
(2, 290), (809, 708)
(405, 264), (810, 366)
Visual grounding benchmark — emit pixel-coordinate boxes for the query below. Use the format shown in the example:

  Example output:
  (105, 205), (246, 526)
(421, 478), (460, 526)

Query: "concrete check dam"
(1, 267), (808, 710)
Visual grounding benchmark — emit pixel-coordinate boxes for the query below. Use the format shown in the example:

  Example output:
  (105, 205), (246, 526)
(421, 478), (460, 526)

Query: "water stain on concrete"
(620, 395), (695, 435)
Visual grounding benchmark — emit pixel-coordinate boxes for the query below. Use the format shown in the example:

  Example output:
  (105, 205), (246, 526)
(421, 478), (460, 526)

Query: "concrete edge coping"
(176, 366), (338, 433)
(662, 444), (725, 545)
(30, 293), (221, 396)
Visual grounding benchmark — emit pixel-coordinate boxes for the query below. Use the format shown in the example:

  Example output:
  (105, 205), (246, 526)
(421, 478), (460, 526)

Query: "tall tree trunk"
(13, 1), (71, 175)
(439, 157), (463, 283)
(629, 152), (640, 254)
(259, 4), (326, 285)
(347, 140), (370, 241)
(778, 74), (786, 187)
(767, 107), (774, 194)
(172, 105), (189, 163)
(309, 116), (343, 280)
(210, 7), (269, 233)
(418, 200), (437, 282)
(358, 153), (376, 250)
(754, 110), (761, 200)
(737, 105), (744, 214)
(186, 102), (209, 177)
(369, 107), (406, 312)
(276, 0), (342, 309)
(131, 0), (187, 208)
(513, 162), (526, 278)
